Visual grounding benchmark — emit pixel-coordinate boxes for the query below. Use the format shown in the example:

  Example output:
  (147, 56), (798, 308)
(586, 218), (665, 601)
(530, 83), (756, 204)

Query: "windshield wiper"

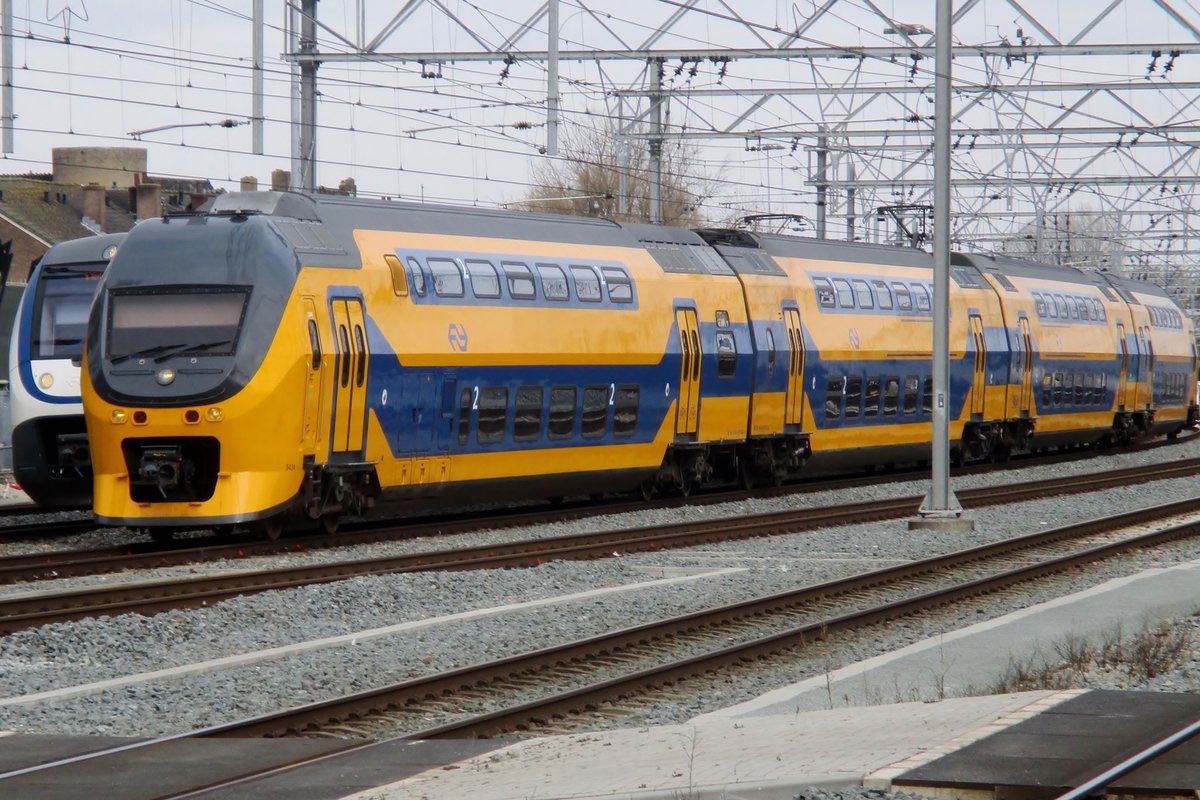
(111, 343), (187, 365)
(153, 340), (232, 362)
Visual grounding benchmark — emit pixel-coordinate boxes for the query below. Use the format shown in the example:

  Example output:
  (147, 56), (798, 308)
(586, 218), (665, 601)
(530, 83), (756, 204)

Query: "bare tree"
(519, 120), (719, 226)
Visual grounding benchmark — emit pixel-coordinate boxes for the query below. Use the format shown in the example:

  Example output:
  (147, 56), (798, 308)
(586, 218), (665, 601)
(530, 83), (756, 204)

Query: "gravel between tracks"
(1, 442), (1200, 772)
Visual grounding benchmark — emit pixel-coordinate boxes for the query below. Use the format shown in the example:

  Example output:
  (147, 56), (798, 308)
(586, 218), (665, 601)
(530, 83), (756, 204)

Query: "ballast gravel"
(1, 440), (1200, 778)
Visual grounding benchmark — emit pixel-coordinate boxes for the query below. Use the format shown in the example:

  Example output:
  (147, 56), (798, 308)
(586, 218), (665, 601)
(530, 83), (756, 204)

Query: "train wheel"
(149, 528), (174, 544)
(258, 515), (285, 541)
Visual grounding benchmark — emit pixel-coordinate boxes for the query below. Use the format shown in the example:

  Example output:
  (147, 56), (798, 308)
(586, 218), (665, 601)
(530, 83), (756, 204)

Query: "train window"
(833, 278), (854, 308)
(1094, 299), (1105, 321)
(1041, 374), (1052, 407)
(845, 377), (862, 419)
(903, 375), (919, 415)
(1095, 373), (1106, 404)
(1063, 373), (1075, 405)
(614, 385), (640, 437)
(825, 377), (844, 419)
(307, 320), (321, 370)
(716, 331), (737, 377)
(601, 267), (633, 303)
(384, 254), (409, 297)
(503, 261), (536, 299)
(1045, 296), (1058, 319)
(852, 280), (874, 309)
(458, 388), (471, 445)
(354, 325), (367, 387)
(864, 376), (881, 417)
(428, 258), (464, 297)
(405, 257), (427, 296)
(1081, 373), (1093, 405)
(338, 325), (351, 387)
(1054, 295), (1068, 319)
(922, 376), (933, 414)
(537, 263), (570, 301)
(1075, 373), (1086, 405)
(513, 386), (543, 442)
(690, 329), (701, 380)
(765, 329), (777, 376)
(1033, 293), (1047, 318)
(893, 283), (912, 311)
(465, 259), (501, 299)
(582, 385), (608, 438)
(814, 278), (836, 308)
(571, 265), (602, 302)
(913, 285), (931, 313)
(873, 280), (893, 309)
(1068, 297), (1080, 320)
(548, 386), (576, 440)
(1052, 372), (1063, 406)
(883, 377), (899, 416)
(476, 387), (508, 444)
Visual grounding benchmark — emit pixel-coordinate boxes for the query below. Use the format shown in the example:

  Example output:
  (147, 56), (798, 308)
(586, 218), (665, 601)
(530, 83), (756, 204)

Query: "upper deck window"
(571, 265), (602, 302)
(833, 278), (854, 308)
(537, 263), (570, 301)
(465, 259), (500, 299)
(852, 279), (874, 309)
(814, 278), (836, 308)
(503, 261), (536, 299)
(601, 267), (633, 303)
(428, 258), (464, 297)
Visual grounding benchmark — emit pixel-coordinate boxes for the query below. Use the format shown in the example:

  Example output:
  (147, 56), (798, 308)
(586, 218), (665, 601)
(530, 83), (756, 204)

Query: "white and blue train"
(9, 233), (124, 507)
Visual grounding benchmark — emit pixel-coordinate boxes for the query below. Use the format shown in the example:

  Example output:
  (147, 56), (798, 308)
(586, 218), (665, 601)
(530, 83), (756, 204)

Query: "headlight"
(205, 406), (224, 422)
(110, 409), (128, 424)
(37, 373), (53, 389)
(155, 368), (176, 386)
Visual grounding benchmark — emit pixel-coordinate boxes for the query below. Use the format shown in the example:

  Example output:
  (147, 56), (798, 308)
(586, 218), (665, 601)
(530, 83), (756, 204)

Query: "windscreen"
(32, 271), (104, 360)
(107, 287), (250, 361)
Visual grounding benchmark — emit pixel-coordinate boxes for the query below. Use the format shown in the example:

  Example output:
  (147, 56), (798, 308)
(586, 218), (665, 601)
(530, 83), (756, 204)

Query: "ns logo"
(448, 323), (469, 352)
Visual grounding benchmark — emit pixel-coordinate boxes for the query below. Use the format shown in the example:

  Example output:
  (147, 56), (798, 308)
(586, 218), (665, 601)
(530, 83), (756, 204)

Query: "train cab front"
(81, 208), (305, 531)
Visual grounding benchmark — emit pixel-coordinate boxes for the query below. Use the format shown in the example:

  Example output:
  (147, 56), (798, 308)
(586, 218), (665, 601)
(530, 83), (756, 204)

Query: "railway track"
(4, 495), (1198, 798)
(2, 457), (1200, 633)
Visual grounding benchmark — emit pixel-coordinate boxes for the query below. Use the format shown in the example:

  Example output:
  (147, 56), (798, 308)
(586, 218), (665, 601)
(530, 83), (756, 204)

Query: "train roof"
(38, 232), (126, 268)
(201, 191), (644, 267)
(696, 228), (933, 268)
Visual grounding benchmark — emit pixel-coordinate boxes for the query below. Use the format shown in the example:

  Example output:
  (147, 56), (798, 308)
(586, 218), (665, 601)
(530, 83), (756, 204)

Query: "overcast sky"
(6, 1), (1199, 237)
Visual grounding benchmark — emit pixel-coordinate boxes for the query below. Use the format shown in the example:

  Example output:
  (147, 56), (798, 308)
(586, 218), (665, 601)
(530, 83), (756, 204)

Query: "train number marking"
(448, 323), (469, 352)
(609, 383), (615, 406)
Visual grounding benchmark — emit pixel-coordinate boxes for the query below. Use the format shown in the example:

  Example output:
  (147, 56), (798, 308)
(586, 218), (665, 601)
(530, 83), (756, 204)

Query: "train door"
(969, 314), (986, 416)
(330, 298), (369, 456)
(1143, 326), (1156, 407)
(301, 297), (326, 453)
(1116, 321), (1129, 410)
(783, 306), (805, 426)
(675, 307), (701, 436)
(1017, 317), (1034, 415)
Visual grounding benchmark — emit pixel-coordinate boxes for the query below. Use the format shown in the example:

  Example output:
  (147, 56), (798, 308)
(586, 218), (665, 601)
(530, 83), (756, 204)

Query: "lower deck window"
(613, 385), (639, 437)
(548, 386), (576, 440)
(477, 387), (508, 444)
(582, 385), (608, 438)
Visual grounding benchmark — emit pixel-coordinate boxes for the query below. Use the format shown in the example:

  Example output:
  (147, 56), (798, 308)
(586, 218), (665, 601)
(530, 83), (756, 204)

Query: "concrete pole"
(815, 133), (827, 238)
(251, 0), (263, 155)
(297, 0), (319, 192)
(546, 0), (559, 156)
(2, 0), (12, 154)
(649, 59), (664, 225)
(913, 0), (970, 531)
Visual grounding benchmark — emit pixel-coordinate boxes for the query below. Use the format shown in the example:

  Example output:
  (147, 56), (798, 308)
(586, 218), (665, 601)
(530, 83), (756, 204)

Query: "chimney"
(188, 192), (211, 212)
(240, 176), (259, 192)
(271, 169), (291, 191)
(83, 183), (106, 231)
(135, 183), (161, 221)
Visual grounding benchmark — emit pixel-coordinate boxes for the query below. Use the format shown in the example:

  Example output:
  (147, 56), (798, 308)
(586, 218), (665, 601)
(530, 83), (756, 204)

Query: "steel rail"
(3, 460), (1200, 634)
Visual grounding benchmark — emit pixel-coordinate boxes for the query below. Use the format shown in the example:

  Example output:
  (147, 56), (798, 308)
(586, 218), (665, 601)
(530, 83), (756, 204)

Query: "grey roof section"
(39, 232), (127, 267)
(204, 192), (643, 269)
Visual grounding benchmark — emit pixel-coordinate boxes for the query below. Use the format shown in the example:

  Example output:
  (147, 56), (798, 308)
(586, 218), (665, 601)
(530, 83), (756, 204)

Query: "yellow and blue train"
(80, 192), (1198, 537)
